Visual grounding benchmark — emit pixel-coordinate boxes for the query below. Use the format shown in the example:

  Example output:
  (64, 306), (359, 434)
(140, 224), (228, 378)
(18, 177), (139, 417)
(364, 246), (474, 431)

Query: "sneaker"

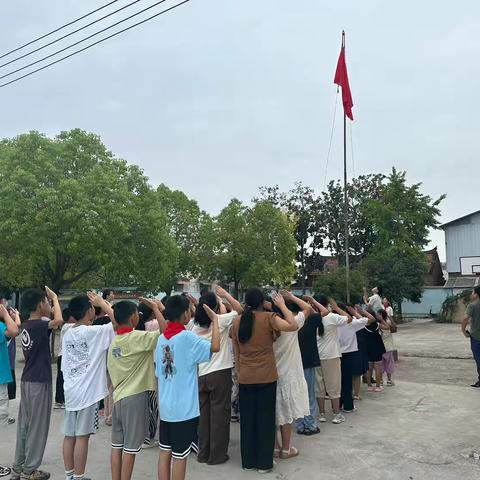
(367, 386), (375, 392)
(374, 386), (384, 393)
(342, 407), (357, 413)
(387, 380), (395, 386)
(141, 440), (159, 449)
(242, 467), (255, 471)
(303, 427), (320, 436)
(470, 381), (480, 388)
(257, 469), (272, 474)
(8, 417), (15, 425)
(20, 471), (51, 479)
(53, 402), (65, 410)
(318, 413), (327, 423)
(332, 414), (345, 424)
(9, 467), (21, 480)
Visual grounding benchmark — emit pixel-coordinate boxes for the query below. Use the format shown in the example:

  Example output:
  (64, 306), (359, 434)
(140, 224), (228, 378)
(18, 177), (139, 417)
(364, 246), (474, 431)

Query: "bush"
(438, 289), (471, 323)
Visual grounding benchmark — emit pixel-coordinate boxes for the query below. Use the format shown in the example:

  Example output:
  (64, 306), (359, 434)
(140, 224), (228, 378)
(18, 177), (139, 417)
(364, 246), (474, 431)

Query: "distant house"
(441, 210), (480, 289)
(423, 247), (445, 286)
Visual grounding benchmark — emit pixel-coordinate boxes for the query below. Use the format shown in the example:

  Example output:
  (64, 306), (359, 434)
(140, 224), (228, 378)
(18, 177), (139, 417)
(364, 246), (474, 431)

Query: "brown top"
(231, 311), (280, 385)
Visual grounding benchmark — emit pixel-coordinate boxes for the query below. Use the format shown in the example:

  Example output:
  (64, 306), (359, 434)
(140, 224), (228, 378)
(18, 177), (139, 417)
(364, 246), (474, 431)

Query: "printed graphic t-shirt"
(155, 330), (211, 422)
(21, 319), (52, 383)
(0, 323), (13, 385)
(108, 330), (160, 403)
(61, 323), (115, 411)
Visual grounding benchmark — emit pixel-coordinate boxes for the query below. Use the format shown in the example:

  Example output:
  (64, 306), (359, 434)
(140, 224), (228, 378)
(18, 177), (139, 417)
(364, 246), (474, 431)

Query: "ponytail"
(238, 287), (265, 344)
(238, 307), (255, 344)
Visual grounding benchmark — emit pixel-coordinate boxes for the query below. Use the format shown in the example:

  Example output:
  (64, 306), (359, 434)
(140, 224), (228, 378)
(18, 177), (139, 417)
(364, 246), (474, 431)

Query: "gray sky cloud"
(2, 0), (478, 260)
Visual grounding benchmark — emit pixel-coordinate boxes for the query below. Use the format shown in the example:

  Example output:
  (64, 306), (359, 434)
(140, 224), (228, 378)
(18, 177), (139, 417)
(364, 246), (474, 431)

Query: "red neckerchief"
(164, 321), (185, 340)
(117, 327), (134, 335)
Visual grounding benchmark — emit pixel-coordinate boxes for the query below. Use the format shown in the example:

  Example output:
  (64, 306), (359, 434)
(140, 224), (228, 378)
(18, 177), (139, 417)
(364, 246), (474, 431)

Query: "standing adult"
(363, 287), (383, 313)
(102, 289), (115, 305)
(191, 287), (243, 465)
(462, 286), (480, 388)
(231, 289), (298, 474)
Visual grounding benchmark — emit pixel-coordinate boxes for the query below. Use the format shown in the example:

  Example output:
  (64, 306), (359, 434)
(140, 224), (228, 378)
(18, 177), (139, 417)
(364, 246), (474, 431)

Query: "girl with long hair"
(231, 288), (298, 474)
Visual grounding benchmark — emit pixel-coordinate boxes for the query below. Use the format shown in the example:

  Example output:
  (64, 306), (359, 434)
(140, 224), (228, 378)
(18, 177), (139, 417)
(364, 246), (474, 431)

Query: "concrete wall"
(401, 287), (453, 316)
(444, 212), (480, 274)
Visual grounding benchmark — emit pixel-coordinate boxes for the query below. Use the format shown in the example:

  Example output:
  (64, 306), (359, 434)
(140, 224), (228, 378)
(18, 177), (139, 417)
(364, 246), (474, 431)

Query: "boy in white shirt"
(61, 293), (116, 480)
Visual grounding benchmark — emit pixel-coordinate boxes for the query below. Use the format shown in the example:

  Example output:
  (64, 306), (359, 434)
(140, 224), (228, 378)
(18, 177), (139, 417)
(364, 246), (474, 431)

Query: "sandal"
(280, 446), (299, 460)
(273, 448), (281, 458)
(353, 395), (361, 401)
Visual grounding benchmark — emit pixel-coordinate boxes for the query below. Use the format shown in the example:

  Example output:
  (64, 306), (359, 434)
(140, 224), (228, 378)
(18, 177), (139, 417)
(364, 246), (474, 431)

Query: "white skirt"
(275, 374), (310, 426)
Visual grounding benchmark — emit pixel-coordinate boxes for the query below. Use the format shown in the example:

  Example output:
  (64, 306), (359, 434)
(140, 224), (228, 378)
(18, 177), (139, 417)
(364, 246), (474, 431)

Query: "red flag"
(334, 42), (354, 121)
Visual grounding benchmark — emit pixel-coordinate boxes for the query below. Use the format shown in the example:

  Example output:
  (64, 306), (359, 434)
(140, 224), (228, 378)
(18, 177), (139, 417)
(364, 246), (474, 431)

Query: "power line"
(0, 0), (143, 69)
(0, 0), (120, 59)
(0, 0), (191, 89)
(322, 89), (339, 191)
(0, 0), (171, 81)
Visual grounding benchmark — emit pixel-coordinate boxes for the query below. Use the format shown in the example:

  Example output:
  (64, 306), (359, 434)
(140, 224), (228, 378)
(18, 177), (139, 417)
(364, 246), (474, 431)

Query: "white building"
(441, 210), (480, 288)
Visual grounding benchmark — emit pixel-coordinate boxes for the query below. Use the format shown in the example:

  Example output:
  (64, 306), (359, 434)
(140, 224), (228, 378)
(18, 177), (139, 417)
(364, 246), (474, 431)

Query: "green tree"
(0, 129), (177, 293)
(318, 174), (385, 262)
(361, 168), (445, 312)
(258, 182), (323, 292)
(214, 199), (249, 295)
(156, 184), (214, 292)
(214, 199), (296, 295)
(314, 267), (365, 304)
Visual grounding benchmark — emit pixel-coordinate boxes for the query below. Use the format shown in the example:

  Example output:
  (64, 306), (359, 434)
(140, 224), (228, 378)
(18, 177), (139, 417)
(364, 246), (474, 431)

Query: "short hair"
(164, 295), (190, 322)
(313, 293), (329, 308)
(474, 286), (480, 297)
(62, 307), (71, 323)
(113, 301), (138, 326)
(21, 288), (47, 318)
(102, 289), (113, 299)
(68, 295), (93, 321)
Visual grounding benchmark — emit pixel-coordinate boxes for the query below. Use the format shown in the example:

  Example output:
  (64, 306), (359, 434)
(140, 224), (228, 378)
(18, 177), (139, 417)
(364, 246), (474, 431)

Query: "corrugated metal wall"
(445, 212), (480, 273)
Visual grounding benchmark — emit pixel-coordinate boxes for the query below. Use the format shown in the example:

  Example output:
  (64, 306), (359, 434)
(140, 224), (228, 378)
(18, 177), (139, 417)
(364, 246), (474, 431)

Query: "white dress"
(273, 312), (310, 426)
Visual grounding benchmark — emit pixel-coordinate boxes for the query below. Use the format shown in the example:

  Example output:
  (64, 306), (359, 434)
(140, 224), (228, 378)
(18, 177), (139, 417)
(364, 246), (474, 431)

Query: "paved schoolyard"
(1, 320), (479, 479)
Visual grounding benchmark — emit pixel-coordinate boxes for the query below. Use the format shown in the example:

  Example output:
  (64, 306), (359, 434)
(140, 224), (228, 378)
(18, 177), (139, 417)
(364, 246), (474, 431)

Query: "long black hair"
(136, 304), (154, 331)
(238, 288), (265, 344)
(194, 292), (219, 328)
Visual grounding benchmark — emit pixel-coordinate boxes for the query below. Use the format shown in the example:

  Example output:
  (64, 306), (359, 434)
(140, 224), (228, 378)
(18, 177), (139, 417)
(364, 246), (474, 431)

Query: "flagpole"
(342, 30), (351, 304)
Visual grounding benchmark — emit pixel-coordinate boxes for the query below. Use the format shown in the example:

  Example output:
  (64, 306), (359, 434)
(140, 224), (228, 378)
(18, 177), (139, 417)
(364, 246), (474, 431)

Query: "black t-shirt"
(298, 313), (322, 369)
(21, 319), (52, 383)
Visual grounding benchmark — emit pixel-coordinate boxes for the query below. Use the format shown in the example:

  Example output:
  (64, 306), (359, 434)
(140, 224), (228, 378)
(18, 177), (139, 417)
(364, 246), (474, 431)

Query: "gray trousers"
(13, 382), (52, 474)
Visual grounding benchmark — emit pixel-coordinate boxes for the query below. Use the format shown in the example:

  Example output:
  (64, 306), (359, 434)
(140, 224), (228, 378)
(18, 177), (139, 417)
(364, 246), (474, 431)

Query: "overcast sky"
(1, 0), (479, 260)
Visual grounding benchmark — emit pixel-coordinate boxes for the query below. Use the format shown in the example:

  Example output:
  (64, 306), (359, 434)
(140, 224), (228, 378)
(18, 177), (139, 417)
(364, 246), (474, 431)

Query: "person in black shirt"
(12, 287), (63, 480)
(295, 297), (329, 435)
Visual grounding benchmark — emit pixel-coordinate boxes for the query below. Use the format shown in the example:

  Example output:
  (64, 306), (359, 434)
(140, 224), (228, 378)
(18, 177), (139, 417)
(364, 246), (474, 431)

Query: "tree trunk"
(300, 248), (306, 295)
(396, 300), (403, 321)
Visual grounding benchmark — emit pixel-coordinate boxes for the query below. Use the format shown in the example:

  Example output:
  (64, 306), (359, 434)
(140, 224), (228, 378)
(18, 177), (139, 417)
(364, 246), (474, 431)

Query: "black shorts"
(159, 417), (199, 460)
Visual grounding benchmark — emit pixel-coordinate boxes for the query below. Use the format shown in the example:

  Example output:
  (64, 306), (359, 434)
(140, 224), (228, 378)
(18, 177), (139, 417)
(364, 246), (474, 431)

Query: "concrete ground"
(1, 319), (479, 479)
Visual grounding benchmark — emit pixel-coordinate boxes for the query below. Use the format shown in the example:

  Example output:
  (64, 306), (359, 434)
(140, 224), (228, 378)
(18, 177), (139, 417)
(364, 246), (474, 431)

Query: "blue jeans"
(471, 336), (480, 382)
(295, 368), (318, 432)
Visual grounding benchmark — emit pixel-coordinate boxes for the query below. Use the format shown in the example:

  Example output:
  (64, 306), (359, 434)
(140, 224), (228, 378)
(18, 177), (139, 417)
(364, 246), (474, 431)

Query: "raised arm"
(0, 305), (20, 337)
(203, 304), (220, 352)
(87, 291), (117, 329)
(357, 306), (376, 325)
(46, 286), (63, 330)
(281, 290), (313, 318)
(216, 286), (244, 314)
(362, 287), (369, 305)
(347, 305), (362, 319)
(304, 296), (329, 317)
(330, 298), (352, 323)
(271, 293), (297, 332)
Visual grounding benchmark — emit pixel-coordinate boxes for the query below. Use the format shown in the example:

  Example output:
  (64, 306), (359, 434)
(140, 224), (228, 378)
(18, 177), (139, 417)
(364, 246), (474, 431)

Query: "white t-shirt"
(381, 320), (395, 352)
(386, 306), (394, 319)
(273, 312), (305, 383)
(316, 313), (349, 360)
(338, 318), (368, 353)
(190, 311), (237, 377)
(368, 294), (383, 312)
(59, 323), (73, 353)
(61, 323), (115, 411)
